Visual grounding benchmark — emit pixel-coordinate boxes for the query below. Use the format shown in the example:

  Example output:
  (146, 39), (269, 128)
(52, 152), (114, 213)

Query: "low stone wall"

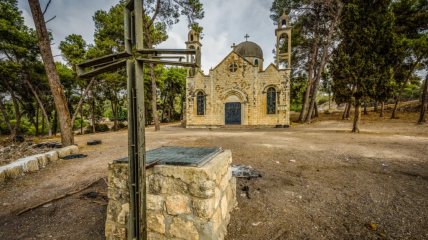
(106, 150), (237, 240)
(0, 145), (79, 184)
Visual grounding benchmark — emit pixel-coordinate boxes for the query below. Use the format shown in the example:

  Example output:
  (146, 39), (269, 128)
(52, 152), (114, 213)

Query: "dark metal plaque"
(225, 102), (241, 125)
(115, 146), (223, 168)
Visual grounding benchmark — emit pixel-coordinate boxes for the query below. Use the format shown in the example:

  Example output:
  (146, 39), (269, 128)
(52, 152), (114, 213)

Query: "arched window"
(254, 59), (259, 66)
(191, 35), (194, 41)
(282, 19), (287, 28)
(197, 92), (204, 115)
(267, 88), (276, 114)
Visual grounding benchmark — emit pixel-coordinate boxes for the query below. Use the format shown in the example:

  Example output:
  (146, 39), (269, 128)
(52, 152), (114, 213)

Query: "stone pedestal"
(106, 150), (237, 240)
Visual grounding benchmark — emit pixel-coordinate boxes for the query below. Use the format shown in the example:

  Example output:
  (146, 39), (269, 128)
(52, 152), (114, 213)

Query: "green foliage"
(105, 107), (127, 121)
(84, 123), (110, 134)
(0, 120), (30, 135)
(330, 0), (399, 106)
(318, 98), (329, 105)
(73, 117), (88, 130)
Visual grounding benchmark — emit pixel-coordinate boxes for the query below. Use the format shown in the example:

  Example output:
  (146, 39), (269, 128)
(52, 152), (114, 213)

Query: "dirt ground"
(0, 110), (427, 240)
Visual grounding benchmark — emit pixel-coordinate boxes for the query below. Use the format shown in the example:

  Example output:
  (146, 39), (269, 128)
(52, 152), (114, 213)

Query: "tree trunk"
(364, 102), (368, 115)
(380, 102), (385, 117)
(161, 93), (167, 123)
(24, 74), (52, 137)
(418, 74), (428, 123)
(168, 94), (173, 122)
(80, 107), (83, 135)
(352, 102), (361, 133)
(342, 103), (348, 120)
(92, 97), (95, 133)
(305, 3), (343, 124)
(53, 110), (58, 135)
(314, 102), (318, 118)
(2, 79), (21, 136)
(41, 114), (45, 136)
(111, 99), (118, 131)
(0, 100), (12, 134)
(299, 25), (320, 122)
(346, 103), (352, 118)
(28, 0), (74, 146)
(328, 92), (331, 110)
(391, 49), (428, 118)
(71, 77), (95, 126)
(36, 105), (39, 136)
(374, 102), (378, 112)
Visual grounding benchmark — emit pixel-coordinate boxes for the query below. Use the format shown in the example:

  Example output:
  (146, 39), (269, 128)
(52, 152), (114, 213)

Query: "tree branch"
(43, 0), (52, 15)
(147, 0), (161, 28)
(45, 15), (56, 24)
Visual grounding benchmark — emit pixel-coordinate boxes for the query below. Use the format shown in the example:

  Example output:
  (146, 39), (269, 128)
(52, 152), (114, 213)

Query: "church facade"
(185, 12), (292, 128)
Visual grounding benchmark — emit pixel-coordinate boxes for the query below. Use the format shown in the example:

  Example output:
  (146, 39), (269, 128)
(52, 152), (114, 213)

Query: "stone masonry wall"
(186, 52), (290, 128)
(106, 150), (237, 240)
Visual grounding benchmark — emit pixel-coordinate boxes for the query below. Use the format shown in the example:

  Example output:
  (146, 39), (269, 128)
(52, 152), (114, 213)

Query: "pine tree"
(330, 0), (399, 132)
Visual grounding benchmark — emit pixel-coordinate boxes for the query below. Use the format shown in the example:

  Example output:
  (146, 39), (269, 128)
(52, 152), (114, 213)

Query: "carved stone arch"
(194, 89), (207, 96)
(262, 84), (280, 93)
(221, 88), (248, 103)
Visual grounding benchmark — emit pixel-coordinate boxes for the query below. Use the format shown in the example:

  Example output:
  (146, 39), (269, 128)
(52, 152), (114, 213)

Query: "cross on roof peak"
(244, 34), (250, 41)
(283, 7), (286, 14)
(231, 43), (237, 50)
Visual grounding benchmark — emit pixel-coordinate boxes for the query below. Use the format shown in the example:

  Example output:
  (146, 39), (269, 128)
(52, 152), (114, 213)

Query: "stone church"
(185, 12), (292, 128)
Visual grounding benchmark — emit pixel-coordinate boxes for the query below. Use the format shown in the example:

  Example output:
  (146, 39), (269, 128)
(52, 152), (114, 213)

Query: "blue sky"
(18, 0), (279, 73)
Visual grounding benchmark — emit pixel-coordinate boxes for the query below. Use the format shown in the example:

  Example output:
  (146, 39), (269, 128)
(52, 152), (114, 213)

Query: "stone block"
(147, 213), (165, 234)
(147, 232), (168, 240)
(117, 203), (129, 225)
(109, 164), (128, 190)
(34, 154), (48, 167)
(147, 195), (164, 211)
(220, 174), (229, 192)
(66, 145), (79, 155)
(56, 147), (71, 158)
(108, 188), (130, 203)
(189, 180), (215, 198)
(149, 174), (188, 195)
(213, 207), (222, 233)
(220, 165), (228, 176)
(105, 222), (127, 240)
(169, 217), (199, 240)
(193, 198), (214, 219)
(221, 195), (227, 220)
(166, 195), (191, 215)
(45, 151), (58, 162)
(107, 202), (120, 223)
(215, 187), (221, 209)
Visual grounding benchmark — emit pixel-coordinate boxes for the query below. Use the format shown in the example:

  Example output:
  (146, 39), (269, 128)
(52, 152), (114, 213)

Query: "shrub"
(118, 122), (127, 129)
(0, 120), (31, 135)
(318, 98), (329, 105)
(106, 107), (128, 121)
(84, 123), (110, 134)
(73, 118), (88, 130)
(324, 110), (331, 114)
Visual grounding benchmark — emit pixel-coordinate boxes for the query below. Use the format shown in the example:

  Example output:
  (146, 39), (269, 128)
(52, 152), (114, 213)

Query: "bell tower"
(186, 29), (202, 76)
(275, 8), (293, 69)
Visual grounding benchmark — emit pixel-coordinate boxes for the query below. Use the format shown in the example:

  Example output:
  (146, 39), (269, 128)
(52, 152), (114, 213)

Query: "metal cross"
(231, 43), (236, 50)
(244, 34), (250, 41)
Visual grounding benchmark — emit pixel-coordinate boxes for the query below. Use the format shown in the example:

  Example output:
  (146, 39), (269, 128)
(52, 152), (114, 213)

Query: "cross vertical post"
(127, 60), (139, 240)
(135, 59), (147, 240)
